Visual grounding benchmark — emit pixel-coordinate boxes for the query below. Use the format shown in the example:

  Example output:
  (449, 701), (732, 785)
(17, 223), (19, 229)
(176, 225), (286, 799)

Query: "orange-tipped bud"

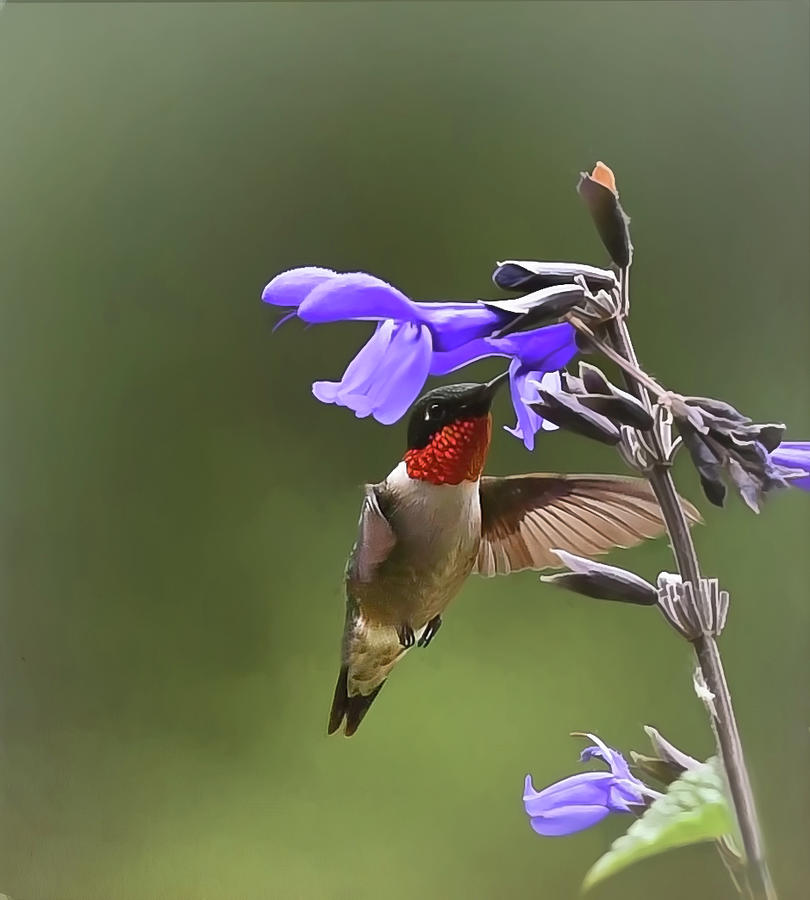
(591, 161), (617, 193)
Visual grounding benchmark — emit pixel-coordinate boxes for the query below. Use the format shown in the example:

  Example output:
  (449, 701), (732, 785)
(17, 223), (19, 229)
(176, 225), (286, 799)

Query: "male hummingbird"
(328, 374), (692, 736)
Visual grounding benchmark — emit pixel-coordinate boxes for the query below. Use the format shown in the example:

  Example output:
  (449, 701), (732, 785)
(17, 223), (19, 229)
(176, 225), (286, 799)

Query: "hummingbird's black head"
(406, 372), (509, 451)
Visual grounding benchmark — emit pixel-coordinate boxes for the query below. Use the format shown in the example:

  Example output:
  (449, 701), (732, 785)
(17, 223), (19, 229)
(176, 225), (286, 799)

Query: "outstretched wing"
(346, 485), (397, 584)
(475, 474), (700, 577)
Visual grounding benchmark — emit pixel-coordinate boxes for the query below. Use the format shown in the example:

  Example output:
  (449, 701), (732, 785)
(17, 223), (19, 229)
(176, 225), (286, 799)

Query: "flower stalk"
(605, 270), (777, 900)
(264, 164), (809, 895)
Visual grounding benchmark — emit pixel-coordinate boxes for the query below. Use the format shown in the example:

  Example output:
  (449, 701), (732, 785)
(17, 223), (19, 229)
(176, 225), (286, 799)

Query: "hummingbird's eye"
(426, 402), (442, 421)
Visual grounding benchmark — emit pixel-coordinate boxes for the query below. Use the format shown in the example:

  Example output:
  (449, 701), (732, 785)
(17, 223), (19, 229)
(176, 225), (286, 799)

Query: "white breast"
(384, 461), (481, 557)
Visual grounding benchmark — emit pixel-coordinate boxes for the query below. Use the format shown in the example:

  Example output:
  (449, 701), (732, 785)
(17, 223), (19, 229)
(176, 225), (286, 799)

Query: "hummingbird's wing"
(475, 474), (700, 577)
(346, 485), (397, 584)
(330, 485), (398, 737)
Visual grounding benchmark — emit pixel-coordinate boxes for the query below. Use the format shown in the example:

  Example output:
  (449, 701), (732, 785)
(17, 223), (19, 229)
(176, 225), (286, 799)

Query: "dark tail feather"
(327, 666), (350, 735)
(327, 666), (385, 737)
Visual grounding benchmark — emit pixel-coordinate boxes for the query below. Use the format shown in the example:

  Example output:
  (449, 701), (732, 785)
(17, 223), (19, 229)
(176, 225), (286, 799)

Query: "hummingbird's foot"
(417, 615), (442, 648)
(397, 623), (416, 649)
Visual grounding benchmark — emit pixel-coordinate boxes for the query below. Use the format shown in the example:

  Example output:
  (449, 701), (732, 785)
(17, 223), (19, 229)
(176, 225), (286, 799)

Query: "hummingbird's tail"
(327, 666), (386, 737)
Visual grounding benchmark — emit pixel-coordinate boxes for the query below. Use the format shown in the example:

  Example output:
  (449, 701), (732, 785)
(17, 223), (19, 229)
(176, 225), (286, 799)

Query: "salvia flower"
(769, 442), (810, 491)
(429, 331), (575, 450)
(523, 734), (647, 836)
(262, 267), (578, 439)
(505, 368), (561, 450)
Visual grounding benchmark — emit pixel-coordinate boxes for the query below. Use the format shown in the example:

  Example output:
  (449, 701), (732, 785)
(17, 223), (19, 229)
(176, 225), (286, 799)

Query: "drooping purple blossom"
(523, 734), (647, 836)
(262, 267), (578, 442)
(426, 327), (575, 450)
(769, 442), (810, 491)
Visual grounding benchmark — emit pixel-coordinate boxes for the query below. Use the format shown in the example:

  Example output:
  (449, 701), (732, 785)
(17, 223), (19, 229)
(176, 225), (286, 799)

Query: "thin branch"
(567, 315), (667, 399)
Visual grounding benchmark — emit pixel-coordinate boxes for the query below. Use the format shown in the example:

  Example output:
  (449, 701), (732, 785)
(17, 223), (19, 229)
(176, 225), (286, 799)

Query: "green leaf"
(583, 757), (737, 891)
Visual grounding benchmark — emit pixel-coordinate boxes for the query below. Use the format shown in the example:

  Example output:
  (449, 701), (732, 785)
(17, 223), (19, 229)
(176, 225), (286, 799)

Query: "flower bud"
(678, 424), (727, 507)
(492, 260), (617, 293)
(563, 363), (654, 430)
(630, 726), (700, 786)
(541, 550), (658, 606)
(530, 389), (621, 445)
(483, 285), (586, 336)
(577, 162), (632, 268)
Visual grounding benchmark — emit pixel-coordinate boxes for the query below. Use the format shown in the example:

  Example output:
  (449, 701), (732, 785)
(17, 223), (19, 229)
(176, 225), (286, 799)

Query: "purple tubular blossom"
(505, 367), (562, 451)
(312, 320), (432, 426)
(769, 441), (810, 490)
(262, 267), (578, 434)
(429, 322), (577, 449)
(261, 266), (337, 308)
(264, 269), (509, 351)
(523, 733), (646, 837)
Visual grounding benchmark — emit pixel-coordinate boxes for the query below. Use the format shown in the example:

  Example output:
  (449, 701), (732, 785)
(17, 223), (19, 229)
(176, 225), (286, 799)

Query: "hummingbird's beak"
(482, 369), (510, 401)
(460, 370), (510, 416)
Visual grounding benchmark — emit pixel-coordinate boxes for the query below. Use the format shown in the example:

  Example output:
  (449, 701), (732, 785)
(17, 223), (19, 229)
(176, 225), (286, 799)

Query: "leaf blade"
(583, 758), (736, 891)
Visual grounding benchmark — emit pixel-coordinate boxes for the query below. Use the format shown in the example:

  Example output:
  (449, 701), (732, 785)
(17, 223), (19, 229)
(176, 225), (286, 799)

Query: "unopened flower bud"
(530, 389), (621, 445)
(541, 550), (658, 606)
(577, 161), (632, 268)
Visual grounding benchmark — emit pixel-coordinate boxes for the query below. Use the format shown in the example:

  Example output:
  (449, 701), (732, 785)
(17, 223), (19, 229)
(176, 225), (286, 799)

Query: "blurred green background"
(0, 3), (808, 899)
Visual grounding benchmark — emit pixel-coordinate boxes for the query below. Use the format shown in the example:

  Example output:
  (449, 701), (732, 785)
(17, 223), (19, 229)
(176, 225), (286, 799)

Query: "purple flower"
(505, 369), (563, 451)
(262, 267), (577, 438)
(523, 734), (647, 836)
(769, 441), (810, 491)
(264, 267), (508, 351)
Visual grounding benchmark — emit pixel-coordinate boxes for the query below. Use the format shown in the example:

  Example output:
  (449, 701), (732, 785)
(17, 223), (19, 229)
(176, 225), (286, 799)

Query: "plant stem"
(567, 315), (667, 398)
(605, 273), (777, 900)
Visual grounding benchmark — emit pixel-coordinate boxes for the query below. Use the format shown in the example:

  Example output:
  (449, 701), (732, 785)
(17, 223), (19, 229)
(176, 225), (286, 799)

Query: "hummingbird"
(328, 374), (694, 736)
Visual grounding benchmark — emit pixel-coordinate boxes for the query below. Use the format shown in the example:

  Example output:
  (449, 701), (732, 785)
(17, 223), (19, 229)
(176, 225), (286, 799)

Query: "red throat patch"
(403, 415), (492, 485)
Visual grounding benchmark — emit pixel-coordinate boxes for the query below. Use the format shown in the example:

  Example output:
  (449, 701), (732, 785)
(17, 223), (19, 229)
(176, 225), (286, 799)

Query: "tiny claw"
(397, 624), (415, 649)
(417, 615), (442, 648)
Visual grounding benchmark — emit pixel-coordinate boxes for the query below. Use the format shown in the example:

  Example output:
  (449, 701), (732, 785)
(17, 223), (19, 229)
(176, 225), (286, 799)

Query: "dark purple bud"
(531, 390), (621, 445)
(577, 163), (632, 269)
(569, 363), (655, 430)
(702, 413), (747, 434)
(679, 425), (726, 506)
(665, 395), (708, 432)
(541, 550), (657, 606)
(577, 393), (655, 431)
(751, 423), (785, 453)
(672, 391), (790, 507)
(492, 260), (617, 294)
(483, 285), (587, 337)
(561, 371), (585, 394)
(699, 475), (727, 507)
(574, 329), (597, 354)
(680, 411), (793, 512)
(683, 396), (751, 425)
(579, 362), (611, 395)
(727, 457), (764, 512)
(719, 434), (768, 466)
